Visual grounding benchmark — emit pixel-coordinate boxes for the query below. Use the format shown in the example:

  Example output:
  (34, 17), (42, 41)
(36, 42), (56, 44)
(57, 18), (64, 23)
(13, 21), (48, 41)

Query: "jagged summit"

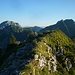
(41, 19), (75, 38)
(0, 20), (20, 28)
(64, 19), (75, 24)
(56, 19), (75, 26)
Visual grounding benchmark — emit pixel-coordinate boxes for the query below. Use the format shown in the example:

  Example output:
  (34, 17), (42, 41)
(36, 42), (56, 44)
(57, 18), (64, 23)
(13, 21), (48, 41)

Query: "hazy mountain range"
(25, 26), (42, 32)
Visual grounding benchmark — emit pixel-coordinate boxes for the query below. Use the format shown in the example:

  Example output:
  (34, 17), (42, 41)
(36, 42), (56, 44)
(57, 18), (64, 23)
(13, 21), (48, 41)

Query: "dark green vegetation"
(41, 19), (75, 38)
(0, 21), (34, 52)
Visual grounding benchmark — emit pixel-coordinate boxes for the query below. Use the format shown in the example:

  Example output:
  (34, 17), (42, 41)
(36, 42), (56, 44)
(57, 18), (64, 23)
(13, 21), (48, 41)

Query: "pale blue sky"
(0, 0), (75, 27)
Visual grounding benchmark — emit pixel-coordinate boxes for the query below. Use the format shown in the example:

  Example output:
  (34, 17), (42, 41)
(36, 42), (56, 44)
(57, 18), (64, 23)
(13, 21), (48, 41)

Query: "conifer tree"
(9, 35), (16, 44)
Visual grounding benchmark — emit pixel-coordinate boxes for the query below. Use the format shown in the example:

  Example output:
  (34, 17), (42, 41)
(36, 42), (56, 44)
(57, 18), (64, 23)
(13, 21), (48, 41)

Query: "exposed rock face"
(38, 55), (46, 70)
(0, 21), (20, 28)
(34, 53), (57, 72)
(49, 55), (57, 72)
(56, 46), (63, 56)
(34, 42), (57, 73)
(34, 54), (39, 60)
(44, 42), (52, 54)
(44, 42), (57, 72)
(65, 58), (72, 71)
(48, 56), (57, 73)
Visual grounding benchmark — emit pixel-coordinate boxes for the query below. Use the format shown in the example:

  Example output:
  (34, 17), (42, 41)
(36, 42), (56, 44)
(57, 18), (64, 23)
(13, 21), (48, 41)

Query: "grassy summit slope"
(19, 29), (75, 75)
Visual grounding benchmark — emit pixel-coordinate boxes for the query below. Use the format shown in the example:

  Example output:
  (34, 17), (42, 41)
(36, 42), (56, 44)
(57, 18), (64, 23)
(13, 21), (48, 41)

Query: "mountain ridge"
(0, 29), (75, 75)
(41, 19), (75, 38)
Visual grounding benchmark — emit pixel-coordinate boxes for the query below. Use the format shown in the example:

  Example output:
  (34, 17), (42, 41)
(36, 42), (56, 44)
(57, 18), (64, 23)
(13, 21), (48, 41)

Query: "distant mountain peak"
(56, 19), (75, 25)
(64, 19), (75, 24)
(41, 19), (75, 38)
(0, 21), (21, 30)
(25, 26), (43, 32)
(61, 19), (73, 21)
